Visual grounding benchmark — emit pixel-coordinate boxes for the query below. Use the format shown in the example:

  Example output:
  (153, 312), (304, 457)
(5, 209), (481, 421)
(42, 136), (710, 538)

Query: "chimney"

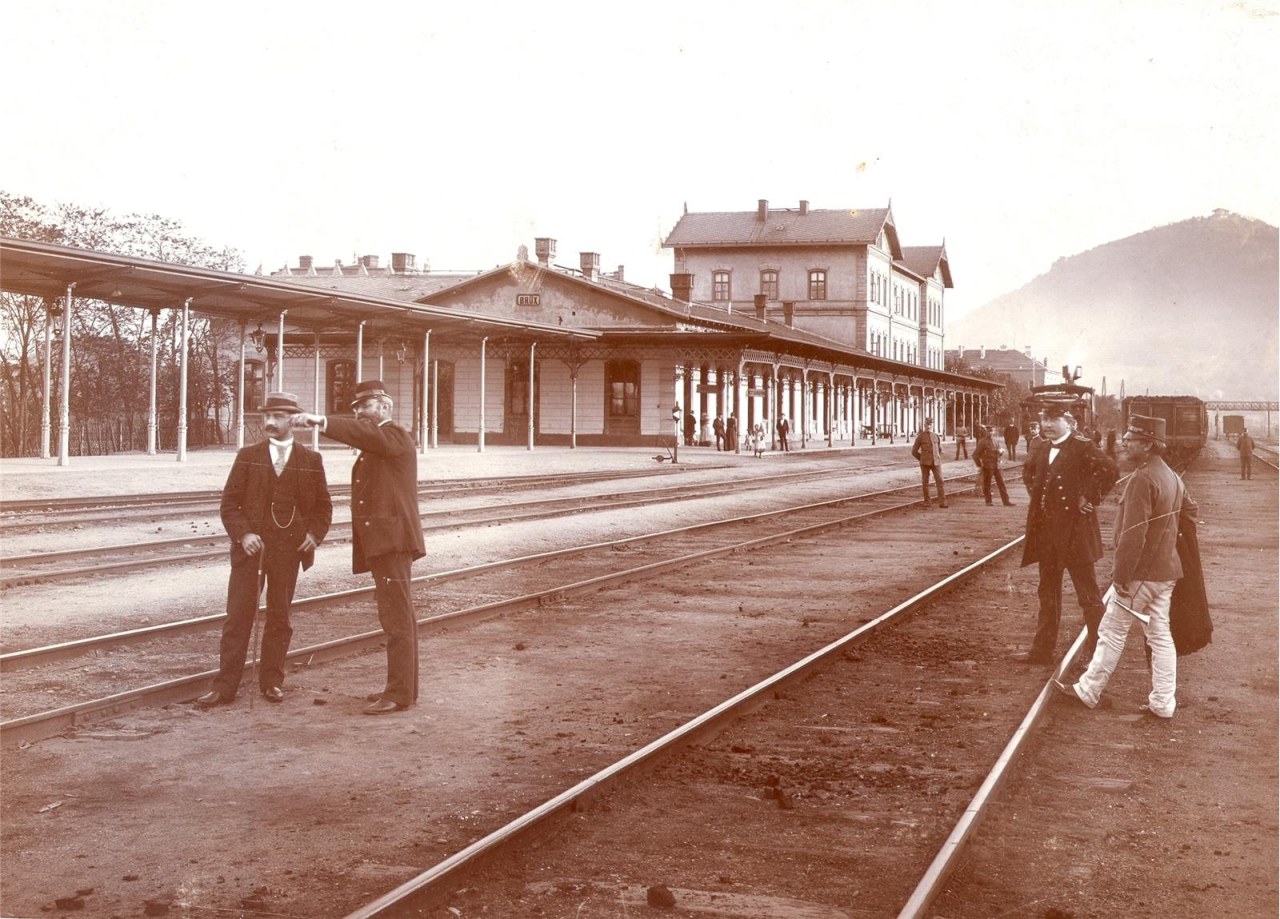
(360, 254), (380, 270)
(298, 255), (313, 271)
(799, 199), (809, 215)
(535, 237), (556, 267)
(757, 199), (768, 221)
(391, 252), (416, 273)
(783, 301), (795, 327)
(1023, 344), (1032, 357)
(579, 251), (599, 281)
(754, 293), (767, 321)
(670, 273), (694, 303)
(614, 265), (624, 282)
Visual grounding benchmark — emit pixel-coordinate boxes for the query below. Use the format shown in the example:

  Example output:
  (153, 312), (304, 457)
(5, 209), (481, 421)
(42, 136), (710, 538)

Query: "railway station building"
(1, 199), (1001, 463)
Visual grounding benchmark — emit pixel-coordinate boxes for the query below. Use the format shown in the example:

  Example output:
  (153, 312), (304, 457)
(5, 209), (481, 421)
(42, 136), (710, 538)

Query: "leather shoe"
(363, 698), (408, 715)
(1012, 651), (1053, 665)
(195, 690), (231, 709)
(364, 692), (386, 703)
(262, 686), (285, 703)
(938, 502), (949, 508)
(1138, 704), (1172, 721)
(1050, 679), (1089, 708)
(1003, 501), (1016, 506)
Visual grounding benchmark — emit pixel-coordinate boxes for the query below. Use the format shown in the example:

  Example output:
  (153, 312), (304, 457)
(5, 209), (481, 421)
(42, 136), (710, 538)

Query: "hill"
(949, 210), (1278, 401)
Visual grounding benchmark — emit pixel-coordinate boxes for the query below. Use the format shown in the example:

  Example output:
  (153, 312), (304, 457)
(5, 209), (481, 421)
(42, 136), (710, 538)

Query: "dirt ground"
(0, 440), (1274, 919)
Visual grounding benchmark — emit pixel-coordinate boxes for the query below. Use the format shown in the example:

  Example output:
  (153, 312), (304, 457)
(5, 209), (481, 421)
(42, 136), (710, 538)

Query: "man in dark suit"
(1003, 422), (1020, 460)
(197, 392), (332, 708)
(1017, 401), (1119, 665)
(298, 380), (425, 715)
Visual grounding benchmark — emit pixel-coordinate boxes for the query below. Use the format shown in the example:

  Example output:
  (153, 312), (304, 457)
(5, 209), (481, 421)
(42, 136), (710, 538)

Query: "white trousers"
(1072, 579), (1178, 718)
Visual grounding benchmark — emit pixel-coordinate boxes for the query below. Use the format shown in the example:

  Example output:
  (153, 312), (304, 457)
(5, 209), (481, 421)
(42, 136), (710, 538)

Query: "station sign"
(515, 294), (541, 307)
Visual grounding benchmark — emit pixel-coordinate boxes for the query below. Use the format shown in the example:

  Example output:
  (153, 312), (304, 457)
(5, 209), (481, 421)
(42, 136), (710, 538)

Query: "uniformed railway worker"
(1017, 401), (1119, 665)
(1054, 415), (1190, 718)
(298, 380), (426, 714)
(198, 392), (332, 708)
(911, 417), (948, 508)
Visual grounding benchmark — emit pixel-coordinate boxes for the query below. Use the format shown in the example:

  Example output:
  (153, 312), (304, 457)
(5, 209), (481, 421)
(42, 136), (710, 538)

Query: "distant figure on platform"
(1237, 428), (1256, 480)
(777, 415), (790, 452)
(726, 413), (739, 453)
(699, 412), (710, 446)
(1105, 429), (1118, 460)
(911, 418), (948, 508)
(298, 380), (426, 715)
(954, 426), (969, 459)
(197, 392), (333, 709)
(975, 426), (1015, 506)
(751, 421), (766, 457)
(1054, 414), (1193, 719)
(683, 410), (696, 447)
(1016, 403), (1119, 665)
(713, 415), (726, 451)
(1003, 422), (1020, 460)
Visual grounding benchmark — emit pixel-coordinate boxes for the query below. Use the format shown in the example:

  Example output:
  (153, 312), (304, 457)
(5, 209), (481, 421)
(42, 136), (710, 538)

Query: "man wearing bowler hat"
(297, 380), (425, 714)
(197, 392), (332, 708)
(1054, 414), (1189, 718)
(1016, 400), (1118, 665)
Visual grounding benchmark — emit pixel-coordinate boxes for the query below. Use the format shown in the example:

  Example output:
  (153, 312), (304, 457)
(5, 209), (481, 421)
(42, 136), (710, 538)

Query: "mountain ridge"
(949, 210), (1278, 400)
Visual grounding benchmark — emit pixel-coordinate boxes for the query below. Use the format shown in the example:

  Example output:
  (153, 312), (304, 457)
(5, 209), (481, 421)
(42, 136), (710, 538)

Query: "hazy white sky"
(5, 0), (1277, 320)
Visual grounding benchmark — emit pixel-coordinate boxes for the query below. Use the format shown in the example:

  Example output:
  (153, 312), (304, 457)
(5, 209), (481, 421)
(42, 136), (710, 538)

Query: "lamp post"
(671, 404), (682, 463)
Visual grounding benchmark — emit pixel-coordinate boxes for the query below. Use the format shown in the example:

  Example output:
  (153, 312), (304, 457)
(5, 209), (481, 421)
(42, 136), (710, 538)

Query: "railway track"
(1, 474), (974, 735)
(340, 535), (1067, 919)
(0, 461), (907, 588)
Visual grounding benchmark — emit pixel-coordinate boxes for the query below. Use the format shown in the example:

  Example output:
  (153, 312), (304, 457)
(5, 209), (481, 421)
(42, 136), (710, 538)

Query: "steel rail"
(0, 487), (931, 747)
(0, 478), (937, 673)
(1, 462), (974, 589)
(341, 535), (1030, 919)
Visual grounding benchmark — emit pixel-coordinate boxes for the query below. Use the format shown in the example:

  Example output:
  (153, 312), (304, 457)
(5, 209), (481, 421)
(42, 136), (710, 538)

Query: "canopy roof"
(0, 237), (597, 344)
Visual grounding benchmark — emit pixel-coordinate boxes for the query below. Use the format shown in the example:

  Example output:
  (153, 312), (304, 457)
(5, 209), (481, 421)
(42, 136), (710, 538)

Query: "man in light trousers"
(1053, 414), (1186, 719)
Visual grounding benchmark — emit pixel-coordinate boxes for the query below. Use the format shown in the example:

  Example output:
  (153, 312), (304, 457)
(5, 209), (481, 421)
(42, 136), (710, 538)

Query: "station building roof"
(0, 237), (598, 345)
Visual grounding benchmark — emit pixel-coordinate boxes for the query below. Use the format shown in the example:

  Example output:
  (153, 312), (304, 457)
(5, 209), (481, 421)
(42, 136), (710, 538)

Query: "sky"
(4, 0), (1278, 324)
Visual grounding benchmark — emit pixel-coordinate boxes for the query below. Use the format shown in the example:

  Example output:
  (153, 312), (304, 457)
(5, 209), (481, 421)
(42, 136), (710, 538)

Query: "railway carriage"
(1122, 395), (1208, 461)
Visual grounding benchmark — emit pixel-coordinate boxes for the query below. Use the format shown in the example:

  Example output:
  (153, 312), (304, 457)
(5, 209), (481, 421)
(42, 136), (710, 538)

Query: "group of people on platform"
(912, 402), (1206, 721)
(195, 380), (424, 717)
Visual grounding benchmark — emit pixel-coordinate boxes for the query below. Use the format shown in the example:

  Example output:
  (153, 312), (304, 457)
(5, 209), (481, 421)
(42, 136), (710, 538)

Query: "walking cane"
(248, 543), (267, 710)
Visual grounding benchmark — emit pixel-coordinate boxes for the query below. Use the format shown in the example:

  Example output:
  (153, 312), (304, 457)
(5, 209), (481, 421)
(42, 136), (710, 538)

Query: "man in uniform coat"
(197, 392), (332, 707)
(1237, 428), (1256, 479)
(1054, 415), (1188, 718)
(911, 417), (948, 508)
(1003, 422), (1020, 460)
(1017, 402), (1118, 665)
(298, 380), (425, 714)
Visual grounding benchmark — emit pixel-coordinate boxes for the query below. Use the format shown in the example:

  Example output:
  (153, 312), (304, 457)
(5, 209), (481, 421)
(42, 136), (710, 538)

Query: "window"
(605, 360), (640, 418)
(760, 270), (778, 300)
(808, 269), (827, 301)
(327, 359), (356, 415)
(243, 359), (266, 414)
(712, 270), (731, 301)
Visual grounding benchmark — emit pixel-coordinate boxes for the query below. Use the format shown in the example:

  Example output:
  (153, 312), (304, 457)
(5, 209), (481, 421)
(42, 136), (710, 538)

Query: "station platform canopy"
(0, 237), (598, 345)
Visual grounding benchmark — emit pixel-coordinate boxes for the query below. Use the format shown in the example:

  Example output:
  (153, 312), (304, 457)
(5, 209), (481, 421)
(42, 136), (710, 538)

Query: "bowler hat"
(1126, 414), (1166, 445)
(349, 379), (392, 408)
(259, 391), (303, 414)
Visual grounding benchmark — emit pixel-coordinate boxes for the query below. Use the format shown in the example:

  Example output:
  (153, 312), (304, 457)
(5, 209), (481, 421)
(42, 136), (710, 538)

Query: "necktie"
(273, 447), (287, 476)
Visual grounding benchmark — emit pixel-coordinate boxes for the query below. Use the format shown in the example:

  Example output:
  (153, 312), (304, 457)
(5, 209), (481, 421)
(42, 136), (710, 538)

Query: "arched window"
(712, 270), (731, 302)
(327, 359), (356, 414)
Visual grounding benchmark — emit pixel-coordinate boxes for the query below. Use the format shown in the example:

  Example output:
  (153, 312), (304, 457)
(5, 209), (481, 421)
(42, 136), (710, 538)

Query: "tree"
(1, 191), (245, 456)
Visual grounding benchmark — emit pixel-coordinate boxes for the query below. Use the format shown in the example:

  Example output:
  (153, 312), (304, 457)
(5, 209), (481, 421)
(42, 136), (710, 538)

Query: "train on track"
(1122, 395), (1208, 462)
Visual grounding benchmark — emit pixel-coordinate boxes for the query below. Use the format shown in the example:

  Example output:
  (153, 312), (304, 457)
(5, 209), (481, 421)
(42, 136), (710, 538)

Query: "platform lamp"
(396, 340), (407, 365)
(250, 323), (266, 353)
(671, 403), (682, 463)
